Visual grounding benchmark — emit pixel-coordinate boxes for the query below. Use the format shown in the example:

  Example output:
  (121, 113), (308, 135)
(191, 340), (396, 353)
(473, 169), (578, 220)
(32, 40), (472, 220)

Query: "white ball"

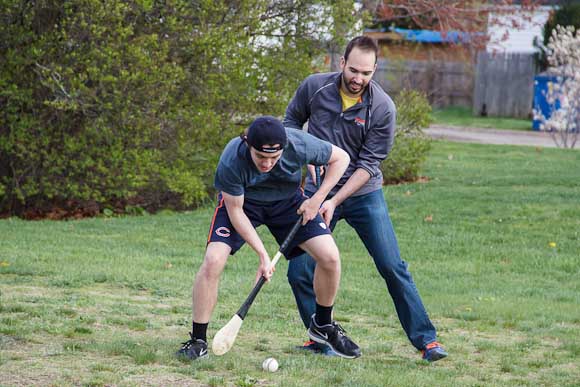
(262, 357), (279, 372)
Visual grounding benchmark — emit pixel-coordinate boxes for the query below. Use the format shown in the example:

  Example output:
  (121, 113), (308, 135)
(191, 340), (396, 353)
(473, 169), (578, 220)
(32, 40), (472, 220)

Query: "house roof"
(391, 28), (473, 44)
(365, 27), (474, 44)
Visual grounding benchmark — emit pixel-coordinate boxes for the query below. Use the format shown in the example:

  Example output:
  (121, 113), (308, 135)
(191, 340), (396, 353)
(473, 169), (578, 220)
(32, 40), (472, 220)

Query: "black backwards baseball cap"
(245, 116), (287, 153)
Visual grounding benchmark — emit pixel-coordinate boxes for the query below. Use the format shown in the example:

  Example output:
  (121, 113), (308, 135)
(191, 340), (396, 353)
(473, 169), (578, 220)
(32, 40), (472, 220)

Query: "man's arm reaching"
(221, 192), (274, 282)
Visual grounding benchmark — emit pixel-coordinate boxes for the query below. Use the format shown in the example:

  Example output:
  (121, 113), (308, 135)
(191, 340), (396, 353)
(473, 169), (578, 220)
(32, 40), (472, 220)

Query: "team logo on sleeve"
(319, 222), (327, 230)
(216, 227), (231, 237)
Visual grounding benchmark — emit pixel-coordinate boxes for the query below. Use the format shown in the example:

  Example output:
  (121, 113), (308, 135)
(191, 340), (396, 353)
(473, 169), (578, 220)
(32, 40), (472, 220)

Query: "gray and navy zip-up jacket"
(284, 72), (396, 197)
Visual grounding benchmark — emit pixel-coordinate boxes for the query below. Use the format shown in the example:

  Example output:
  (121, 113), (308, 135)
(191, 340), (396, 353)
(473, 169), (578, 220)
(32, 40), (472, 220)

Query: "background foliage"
(1, 0), (361, 217)
(381, 90), (432, 184)
(538, 0), (580, 71)
(542, 0), (580, 50)
(1, 0), (431, 218)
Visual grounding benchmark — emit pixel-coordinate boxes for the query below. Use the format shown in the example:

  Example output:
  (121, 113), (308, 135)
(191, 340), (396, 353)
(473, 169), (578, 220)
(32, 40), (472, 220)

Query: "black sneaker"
(307, 315), (361, 359)
(176, 333), (208, 360)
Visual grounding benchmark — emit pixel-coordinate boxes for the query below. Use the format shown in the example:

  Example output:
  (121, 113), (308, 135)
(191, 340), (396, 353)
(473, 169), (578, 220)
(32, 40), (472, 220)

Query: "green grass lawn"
(1, 141), (579, 386)
(432, 106), (534, 131)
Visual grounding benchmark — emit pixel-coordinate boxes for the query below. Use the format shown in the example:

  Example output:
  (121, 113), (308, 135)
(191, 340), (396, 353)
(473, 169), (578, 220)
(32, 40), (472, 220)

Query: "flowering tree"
(534, 25), (580, 149)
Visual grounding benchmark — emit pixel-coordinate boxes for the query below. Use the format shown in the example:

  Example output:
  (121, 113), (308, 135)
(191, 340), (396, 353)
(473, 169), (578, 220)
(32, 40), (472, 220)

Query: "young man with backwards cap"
(177, 116), (361, 360)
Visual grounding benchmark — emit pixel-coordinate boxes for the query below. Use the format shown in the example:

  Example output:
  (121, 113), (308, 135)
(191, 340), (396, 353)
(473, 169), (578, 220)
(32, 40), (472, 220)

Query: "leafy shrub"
(0, 1), (219, 216)
(0, 0), (358, 217)
(381, 89), (432, 184)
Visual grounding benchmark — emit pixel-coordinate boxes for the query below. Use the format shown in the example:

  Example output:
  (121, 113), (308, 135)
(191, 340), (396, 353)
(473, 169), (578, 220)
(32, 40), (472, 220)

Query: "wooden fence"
(473, 51), (537, 119)
(374, 58), (473, 108)
(374, 52), (538, 118)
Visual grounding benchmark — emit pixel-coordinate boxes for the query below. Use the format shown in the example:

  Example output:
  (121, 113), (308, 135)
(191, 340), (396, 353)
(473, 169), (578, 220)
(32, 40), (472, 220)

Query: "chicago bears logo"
(215, 227), (231, 237)
(354, 117), (366, 127)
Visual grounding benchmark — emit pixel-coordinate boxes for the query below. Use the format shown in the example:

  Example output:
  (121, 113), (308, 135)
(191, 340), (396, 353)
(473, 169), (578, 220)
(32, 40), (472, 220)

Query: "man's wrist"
(327, 195), (343, 208)
(311, 191), (327, 204)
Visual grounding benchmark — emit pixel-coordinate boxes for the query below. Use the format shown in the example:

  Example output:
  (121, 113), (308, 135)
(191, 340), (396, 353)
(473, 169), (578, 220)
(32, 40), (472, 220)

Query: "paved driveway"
(425, 124), (562, 148)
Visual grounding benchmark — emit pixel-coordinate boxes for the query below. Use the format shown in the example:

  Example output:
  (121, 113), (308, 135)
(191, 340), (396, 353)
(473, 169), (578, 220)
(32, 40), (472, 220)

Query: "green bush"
(0, 0), (360, 217)
(381, 89), (432, 184)
(0, 2), (207, 216)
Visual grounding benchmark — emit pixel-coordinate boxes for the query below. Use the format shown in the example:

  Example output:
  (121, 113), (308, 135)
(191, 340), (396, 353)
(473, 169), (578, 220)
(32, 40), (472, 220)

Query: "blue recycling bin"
(532, 73), (559, 130)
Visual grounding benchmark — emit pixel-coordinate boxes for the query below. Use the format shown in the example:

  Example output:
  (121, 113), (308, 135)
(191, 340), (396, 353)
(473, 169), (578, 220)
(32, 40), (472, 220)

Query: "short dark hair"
(344, 36), (379, 63)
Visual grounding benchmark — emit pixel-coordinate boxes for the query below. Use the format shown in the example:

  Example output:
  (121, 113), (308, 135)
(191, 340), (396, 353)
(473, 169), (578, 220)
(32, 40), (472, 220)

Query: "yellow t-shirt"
(339, 89), (362, 111)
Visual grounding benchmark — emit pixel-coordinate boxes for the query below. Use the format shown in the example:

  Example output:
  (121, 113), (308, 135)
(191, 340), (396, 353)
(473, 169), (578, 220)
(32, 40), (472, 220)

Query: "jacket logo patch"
(354, 117), (366, 127)
(216, 227), (231, 237)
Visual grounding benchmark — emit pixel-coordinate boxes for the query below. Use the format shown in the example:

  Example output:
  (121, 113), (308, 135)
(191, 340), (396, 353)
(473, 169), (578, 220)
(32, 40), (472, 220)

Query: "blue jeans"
(287, 188), (437, 350)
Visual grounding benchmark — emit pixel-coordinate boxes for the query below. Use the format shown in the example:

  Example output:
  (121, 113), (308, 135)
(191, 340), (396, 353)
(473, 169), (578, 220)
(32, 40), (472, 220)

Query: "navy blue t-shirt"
(214, 128), (332, 202)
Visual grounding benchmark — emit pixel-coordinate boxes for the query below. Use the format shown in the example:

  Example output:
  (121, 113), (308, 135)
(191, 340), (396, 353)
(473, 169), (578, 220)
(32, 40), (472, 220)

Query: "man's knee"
(300, 236), (340, 271)
(375, 257), (410, 281)
(199, 247), (228, 279)
(314, 248), (340, 271)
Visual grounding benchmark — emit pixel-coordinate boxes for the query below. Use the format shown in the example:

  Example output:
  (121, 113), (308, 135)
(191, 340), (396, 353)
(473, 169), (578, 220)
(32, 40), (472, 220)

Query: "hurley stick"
(212, 216), (303, 355)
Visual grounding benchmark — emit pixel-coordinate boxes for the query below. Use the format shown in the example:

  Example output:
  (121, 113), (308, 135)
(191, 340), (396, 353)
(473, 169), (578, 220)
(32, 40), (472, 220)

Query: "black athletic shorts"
(207, 190), (331, 259)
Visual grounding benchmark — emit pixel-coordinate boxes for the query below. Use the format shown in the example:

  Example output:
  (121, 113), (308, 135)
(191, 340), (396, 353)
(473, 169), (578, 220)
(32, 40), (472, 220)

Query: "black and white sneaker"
(176, 333), (208, 360)
(308, 314), (361, 359)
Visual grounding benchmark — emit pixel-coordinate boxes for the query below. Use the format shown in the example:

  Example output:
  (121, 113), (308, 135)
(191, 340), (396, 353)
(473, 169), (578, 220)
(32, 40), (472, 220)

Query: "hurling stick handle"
(315, 166), (321, 188)
(236, 216), (303, 319)
(278, 216), (304, 256)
